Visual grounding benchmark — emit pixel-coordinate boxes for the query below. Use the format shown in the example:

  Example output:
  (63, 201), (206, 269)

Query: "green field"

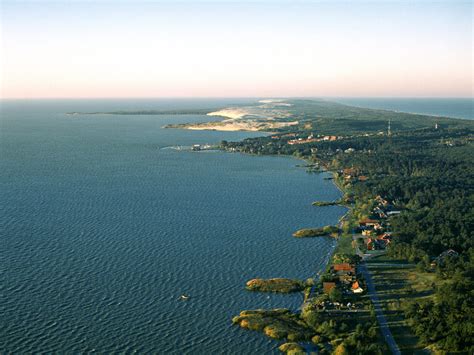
(366, 256), (438, 354)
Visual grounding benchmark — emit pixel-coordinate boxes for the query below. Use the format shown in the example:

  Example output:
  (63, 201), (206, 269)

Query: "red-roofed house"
(333, 263), (355, 273)
(351, 281), (363, 293)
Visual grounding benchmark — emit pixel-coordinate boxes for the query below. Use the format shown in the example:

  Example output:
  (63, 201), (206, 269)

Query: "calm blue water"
(332, 98), (474, 120)
(1, 99), (346, 354)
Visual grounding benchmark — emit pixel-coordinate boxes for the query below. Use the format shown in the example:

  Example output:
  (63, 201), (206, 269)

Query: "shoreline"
(182, 99), (473, 353)
(227, 150), (353, 351)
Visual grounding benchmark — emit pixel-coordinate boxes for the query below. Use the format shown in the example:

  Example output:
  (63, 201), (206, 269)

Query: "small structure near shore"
(351, 281), (363, 294)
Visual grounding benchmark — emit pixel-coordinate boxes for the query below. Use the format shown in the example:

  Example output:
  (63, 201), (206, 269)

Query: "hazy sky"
(1, 0), (472, 98)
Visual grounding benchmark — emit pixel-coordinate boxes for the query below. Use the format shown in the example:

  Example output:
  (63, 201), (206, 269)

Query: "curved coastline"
(229, 152), (348, 351)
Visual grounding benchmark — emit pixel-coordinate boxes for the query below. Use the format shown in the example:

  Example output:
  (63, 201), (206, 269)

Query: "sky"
(1, 0), (472, 98)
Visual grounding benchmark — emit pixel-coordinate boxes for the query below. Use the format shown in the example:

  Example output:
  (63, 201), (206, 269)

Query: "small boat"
(179, 294), (190, 300)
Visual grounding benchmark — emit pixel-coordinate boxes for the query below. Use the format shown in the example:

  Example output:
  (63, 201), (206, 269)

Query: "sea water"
(332, 97), (473, 120)
(1, 99), (345, 353)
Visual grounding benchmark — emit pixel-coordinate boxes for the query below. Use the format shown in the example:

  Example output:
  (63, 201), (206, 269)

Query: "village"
(315, 171), (460, 315)
(277, 133), (339, 145)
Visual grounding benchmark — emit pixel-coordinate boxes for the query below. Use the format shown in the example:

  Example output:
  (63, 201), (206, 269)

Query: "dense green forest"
(221, 100), (474, 352)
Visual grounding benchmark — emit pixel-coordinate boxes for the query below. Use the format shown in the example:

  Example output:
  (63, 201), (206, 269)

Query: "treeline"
(404, 250), (474, 351)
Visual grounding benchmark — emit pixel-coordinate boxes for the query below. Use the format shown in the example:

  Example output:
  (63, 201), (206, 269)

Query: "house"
(333, 263), (355, 273)
(323, 282), (336, 294)
(373, 207), (388, 219)
(358, 175), (368, 182)
(343, 168), (357, 176)
(367, 237), (388, 250)
(377, 233), (392, 243)
(351, 281), (364, 294)
(362, 229), (373, 236)
(359, 218), (379, 227)
(432, 249), (459, 266)
(366, 238), (375, 250)
(387, 211), (401, 216)
(373, 223), (383, 231)
(440, 249), (459, 258)
(288, 138), (319, 145)
(375, 195), (389, 207)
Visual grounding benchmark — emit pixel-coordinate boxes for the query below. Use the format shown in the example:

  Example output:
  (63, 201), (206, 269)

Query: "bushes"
(332, 253), (361, 265)
(245, 278), (306, 293)
(278, 342), (305, 354)
(232, 309), (314, 342)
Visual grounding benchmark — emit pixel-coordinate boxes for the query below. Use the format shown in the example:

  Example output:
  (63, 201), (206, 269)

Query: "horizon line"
(1, 96), (473, 100)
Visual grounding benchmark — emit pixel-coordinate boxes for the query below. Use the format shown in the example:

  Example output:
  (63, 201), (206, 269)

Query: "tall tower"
(388, 119), (392, 136)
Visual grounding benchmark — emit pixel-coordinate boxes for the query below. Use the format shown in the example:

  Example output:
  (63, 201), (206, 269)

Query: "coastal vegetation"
(278, 342), (305, 354)
(245, 278), (307, 293)
(292, 226), (339, 238)
(232, 309), (314, 341)
(312, 200), (343, 207)
(232, 304), (388, 354)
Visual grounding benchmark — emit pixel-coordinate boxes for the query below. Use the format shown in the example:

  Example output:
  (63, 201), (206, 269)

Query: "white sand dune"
(186, 120), (298, 132)
(177, 101), (297, 132)
(207, 109), (254, 120)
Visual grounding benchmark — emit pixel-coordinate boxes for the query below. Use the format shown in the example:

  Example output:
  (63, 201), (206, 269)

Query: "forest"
(221, 102), (474, 352)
